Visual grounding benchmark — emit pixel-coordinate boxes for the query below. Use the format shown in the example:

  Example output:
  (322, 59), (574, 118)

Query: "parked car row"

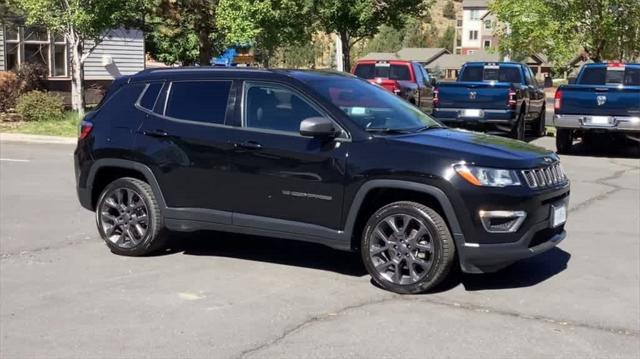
(352, 59), (640, 153)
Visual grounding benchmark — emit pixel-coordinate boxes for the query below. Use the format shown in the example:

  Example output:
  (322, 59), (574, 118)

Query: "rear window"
(579, 66), (640, 86)
(138, 83), (163, 110)
(460, 65), (522, 83)
(165, 81), (232, 124)
(354, 63), (412, 81)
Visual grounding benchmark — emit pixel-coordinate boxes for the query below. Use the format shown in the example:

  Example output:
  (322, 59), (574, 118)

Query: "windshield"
(354, 63), (412, 81)
(304, 77), (442, 132)
(460, 65), (522, 83)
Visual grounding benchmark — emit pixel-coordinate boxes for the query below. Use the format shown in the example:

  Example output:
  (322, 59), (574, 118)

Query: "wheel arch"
(88, 159), (167, 211)
(343, 180), (465, 252)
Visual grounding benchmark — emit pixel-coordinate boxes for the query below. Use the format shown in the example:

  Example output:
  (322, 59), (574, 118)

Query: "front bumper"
(455, 183), (570, 274)
(553, 114), (640, 132)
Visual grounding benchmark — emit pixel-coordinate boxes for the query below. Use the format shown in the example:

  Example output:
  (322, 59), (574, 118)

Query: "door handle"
(143, 129), (168, 138)
(234, 141), (263, 150)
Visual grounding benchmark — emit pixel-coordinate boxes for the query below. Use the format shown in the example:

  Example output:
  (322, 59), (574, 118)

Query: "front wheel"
(361, 201), (455, 294)
(96, 177), (168, 256)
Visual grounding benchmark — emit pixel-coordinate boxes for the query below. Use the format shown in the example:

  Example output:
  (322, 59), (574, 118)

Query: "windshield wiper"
(409, 125), (443, 133)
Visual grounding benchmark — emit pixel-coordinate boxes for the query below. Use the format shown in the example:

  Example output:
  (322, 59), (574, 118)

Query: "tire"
(510, 110), (526, 140)
(556, 128), (573, 154)
(532, 104), (547, 138)
(95, 177), (168, 256)
(361, 201), (455, 294)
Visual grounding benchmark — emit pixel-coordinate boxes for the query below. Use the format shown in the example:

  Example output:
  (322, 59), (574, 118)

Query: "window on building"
(2, 25), (69, 77)
(483, 40), (492, 49)
(456, 19), (463, 27)
(470, 10), (480, 20)
(469, 31), (478, 40)
(484, 20), (492, 30)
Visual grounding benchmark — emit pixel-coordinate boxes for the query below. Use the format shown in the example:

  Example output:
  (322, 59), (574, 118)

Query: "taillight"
(508, 88), (517, 109)
(554, 90), (562, 111)
(79, 120), (93, 139)
(433, 88), (439, 107)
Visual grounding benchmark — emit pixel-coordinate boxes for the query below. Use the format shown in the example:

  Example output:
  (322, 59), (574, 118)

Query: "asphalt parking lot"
(1, 136), (639, 358)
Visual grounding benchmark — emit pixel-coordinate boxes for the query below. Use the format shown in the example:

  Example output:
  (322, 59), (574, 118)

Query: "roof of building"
(358, 52), (399, 61)
(426, 50), (500, 69)
(462, 0), (490, 8)
(396, 48), (450, 63)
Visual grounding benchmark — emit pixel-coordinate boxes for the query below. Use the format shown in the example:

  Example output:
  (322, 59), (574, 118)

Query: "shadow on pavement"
(159, 231), (571, 291)
(563, 140), (640, 159)
(161, 231), (368, 277)
(425, 247), (570, 293)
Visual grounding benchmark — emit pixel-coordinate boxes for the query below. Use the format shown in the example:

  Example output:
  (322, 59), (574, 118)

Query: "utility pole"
(336, 35), (344, 72)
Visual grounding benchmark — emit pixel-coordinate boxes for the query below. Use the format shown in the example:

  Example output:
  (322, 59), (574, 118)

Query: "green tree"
(443, 0), (456, 20)
(16, 0), (148, 115)
(437, 25), (455, 52)
(364, 25), (404, 53)
(145, 0), (223, 66)
(491, 0), (640, 68)
(217, 0), (312, 67)
(314, 0), (426, 72)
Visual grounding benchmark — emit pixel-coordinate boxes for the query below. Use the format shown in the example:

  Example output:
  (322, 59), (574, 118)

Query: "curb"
(0, 132), (76, 145)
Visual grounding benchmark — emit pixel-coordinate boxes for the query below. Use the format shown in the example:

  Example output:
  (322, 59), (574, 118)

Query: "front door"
(226, 81), (349, 230)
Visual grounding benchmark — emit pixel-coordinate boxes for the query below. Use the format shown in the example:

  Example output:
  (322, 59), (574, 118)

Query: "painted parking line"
(0, 158), (31, 162)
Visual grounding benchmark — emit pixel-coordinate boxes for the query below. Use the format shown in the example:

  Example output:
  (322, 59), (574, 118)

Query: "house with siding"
(1, 21), (145, 104)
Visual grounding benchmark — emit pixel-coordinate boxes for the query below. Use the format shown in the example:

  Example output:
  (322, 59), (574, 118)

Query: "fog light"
(479, 210), (527, 233)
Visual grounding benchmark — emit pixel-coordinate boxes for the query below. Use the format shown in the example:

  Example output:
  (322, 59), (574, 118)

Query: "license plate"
(586, 116), (613, 126)
(462, 109), (482, 117)
(551, 203), (567, 227)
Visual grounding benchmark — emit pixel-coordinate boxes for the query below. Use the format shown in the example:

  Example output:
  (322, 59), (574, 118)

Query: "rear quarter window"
(138, 83), (164, 110)
(165, 81), (232, 124)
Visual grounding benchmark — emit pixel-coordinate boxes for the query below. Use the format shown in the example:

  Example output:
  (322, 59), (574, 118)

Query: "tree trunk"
(69, 35), (85, 117)
(198, 29), (212, 66)
(340, 32), (351, 72)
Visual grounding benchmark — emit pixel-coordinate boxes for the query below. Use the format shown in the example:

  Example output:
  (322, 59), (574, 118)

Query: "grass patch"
(0, 111), (81, 137)
(545, 126), (557, 137)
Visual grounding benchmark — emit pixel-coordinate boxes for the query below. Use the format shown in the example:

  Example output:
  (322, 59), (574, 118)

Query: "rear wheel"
(510, 111), (526, 140)
(556, 128), (573, 154)
(96, 177), (168, 256)
(361, 201), (455, 294)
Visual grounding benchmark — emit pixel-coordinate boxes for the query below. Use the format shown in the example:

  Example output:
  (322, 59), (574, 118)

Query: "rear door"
(412, 63), (433, 113)
(224, 81), (349, 230)
(134, 79), (239, 219)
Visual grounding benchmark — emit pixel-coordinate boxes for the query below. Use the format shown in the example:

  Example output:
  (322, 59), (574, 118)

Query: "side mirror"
(429, 77), (437, 87)
(300, 117), (338, 138)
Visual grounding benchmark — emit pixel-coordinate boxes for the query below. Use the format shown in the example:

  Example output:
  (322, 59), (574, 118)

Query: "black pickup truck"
(432, 62), (547, 140)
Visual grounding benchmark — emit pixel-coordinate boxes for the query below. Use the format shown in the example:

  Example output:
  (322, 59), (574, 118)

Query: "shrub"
(0, 71), (21, 112)
(16, 63), (48, 92)
(15, 91), (64, 122)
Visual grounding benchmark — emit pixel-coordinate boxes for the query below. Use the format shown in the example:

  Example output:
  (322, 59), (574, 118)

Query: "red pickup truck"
(353, 60), (437, 113)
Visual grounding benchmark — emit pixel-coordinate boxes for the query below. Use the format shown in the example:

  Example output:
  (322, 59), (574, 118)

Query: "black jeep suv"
(75, 68), (570, 294)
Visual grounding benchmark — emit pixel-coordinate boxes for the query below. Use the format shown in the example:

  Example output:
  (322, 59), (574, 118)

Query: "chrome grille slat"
(521, 163), (567, 189)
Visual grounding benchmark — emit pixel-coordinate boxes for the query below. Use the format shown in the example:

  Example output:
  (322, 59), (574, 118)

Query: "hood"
(387, 128), (557, 169)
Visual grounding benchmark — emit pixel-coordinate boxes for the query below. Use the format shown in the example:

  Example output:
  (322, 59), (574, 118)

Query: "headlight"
(454, 164), (521, 187)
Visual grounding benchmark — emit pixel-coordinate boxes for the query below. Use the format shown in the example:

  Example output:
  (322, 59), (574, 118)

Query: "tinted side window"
(139, 83), (163, 110)
(413, 64), (425, 84)
(244, 83), (322, 133)
(165, 81), (231, 124)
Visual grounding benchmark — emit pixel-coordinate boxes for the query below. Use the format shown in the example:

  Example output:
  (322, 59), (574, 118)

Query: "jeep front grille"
(521, 163), (567, 189)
